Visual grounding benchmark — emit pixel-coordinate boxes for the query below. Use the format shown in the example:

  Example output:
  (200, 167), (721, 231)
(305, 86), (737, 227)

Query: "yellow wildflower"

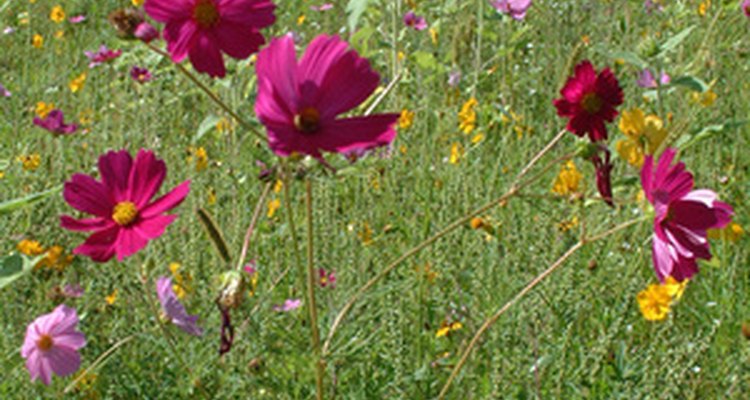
(105, 289), (118, 305)
(398, 109), (415, 130)
(551, 161), (582, 196)
(273, 179), (283, 194)
(297, 14), (306, 25)
(0, 171), (4, 180)
(38, 245), (74, 271)
(207, 187), (217, 205)
(429, 28), (438, 45)
(54, 30), (65, 40)
(267, 198), (280, 218)
(691, 90), (717, 107)
(32, 34), (43, 48)
(436, 321), (463, 338)
(186, 146), (209, 172)
(50, 5), (65, 23)
(617, 108), (667, 167)
(458, 97), (478, 134)
(708, 222), (744, 242)
(78, 109), (94, 126)
(557, 216), (579, 232)
(169, 262), (193, 299)
(358, 222), (373, 246)
(471, 132), (485, 144)
(132, 0), (144, 6)
(69, 72), (87, 93)
(662, 276), (688, 301)
(397, 51), (406, 62)
(17, 239), (45, 256)
(448, 142), (463, 165)
(636, 283), (671, 321)
(35, 101), (55, 118)
(698, 0), (710, 16)
(216, 117), (234, 134)
(18, 154), (41, 171)
(470, 217), (487, 230)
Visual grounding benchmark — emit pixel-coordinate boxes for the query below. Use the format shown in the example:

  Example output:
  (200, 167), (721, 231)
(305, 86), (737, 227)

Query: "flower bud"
(134, 22), (159, 43)
(216, 270), (246, 310)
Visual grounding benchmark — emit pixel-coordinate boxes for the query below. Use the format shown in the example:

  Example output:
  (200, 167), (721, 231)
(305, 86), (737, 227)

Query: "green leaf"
(195, 114), (222, 143)
(658, 26), (695, 55)
(346, 0), (372, 32)
(0, 186), (62, 215)
(0, 254), (44, 289)
(669, 75), (708, 92)
(413, 51), (439, 70)
(674, 120), (748, 150)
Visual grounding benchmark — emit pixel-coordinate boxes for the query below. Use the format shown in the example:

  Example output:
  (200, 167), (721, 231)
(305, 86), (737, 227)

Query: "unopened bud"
(134, 22), (159, 43)
(217, 270), (246, 310)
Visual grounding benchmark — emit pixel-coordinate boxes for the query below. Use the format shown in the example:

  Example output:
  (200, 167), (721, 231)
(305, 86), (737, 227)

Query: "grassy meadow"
(1, 0), (749, 398)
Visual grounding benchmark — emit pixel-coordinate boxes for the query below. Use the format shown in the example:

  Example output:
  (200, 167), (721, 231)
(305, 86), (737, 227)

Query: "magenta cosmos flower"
(21, 305), (86, 385)
(255, 34), (399, 162)
(33, 109), (78, 135)
(403, 11), (428, 31)
(743, 0), (750, 18)
(553, 60), (623, 142)
(490, 0), (532, 20)
(156, 277), (203, 336)
(130, 66), (153, 84)
(641, 148), (733, 282)
(85, 45), (122, 68)
(144, 0), (276, 78)
(61, 149), (190, 262)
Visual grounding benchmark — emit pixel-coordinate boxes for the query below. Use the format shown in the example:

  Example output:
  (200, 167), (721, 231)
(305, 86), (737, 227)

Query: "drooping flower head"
(21, 305), (86, 385)
(591, 147), (614, 207)
(490, 0), (532, 20)
(85, 45), (122, 68)
(156, 276), (203, 336)
(61, 149), (190, 262)
(144, 0), (276, 78)
(403, 11), (427, 31)
(553, 60), (624, 142)
(33, 109), (78, 135)
(134, 22), (159, 42)
(641, 148), (733, 282)
(255, 34), (399, 163)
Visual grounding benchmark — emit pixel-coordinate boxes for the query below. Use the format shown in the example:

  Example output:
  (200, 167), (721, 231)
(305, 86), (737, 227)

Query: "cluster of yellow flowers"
(551, 160), (582, 196)
(637, 277), (688, 321)
(186, 146), (209, 172)
(169, 262), (194, 299)
(616, 108), (667, 167)
(17, 239), (74, 272)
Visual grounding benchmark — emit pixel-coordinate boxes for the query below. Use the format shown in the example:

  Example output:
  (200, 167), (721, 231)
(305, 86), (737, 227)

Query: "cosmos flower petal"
(60, 216), (112, 232)
(134, 214), (178, 240)
(128, 149), (167, 208)
(255, 35), (299, 121)
(317, 114), (399, 154)
(140, 180), (190, 218)
(164, 20), (198, 63)
(72, 225), (120, 262)
(115, 228), (150, 262)
(98, 150), (134, 202)
(188, 31), (226, 77)
(214, 21), (265, 60)
(46, 346), (82, 378)
(144, 0), (191, 22)
(63, 174), (114, 217)
(219, 0), (276, 27)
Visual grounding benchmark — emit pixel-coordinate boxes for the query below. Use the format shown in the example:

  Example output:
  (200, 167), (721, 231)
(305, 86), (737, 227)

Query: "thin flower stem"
(305, 179), (325, 400)
(146, 43), (267, 143)
(236, 181), (273, 271)
(322, 130), (570, 354)
(436, 216), (647, 399)
(62, 332), (141, 394)
(281, 160), (305, 295)
(364, 72), (402, 116)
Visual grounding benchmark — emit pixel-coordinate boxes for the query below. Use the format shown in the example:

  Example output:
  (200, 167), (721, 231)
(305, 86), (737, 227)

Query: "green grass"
(1, 0), (749, 398)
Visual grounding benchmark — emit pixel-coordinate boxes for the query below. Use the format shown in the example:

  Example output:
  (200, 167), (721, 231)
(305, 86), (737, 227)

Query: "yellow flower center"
(112, 201), (138, 226)
(193, 0), (220, 28)
(581, 92), (603, 114)
(37, 334), (54, 351)
(294, 107), (321, 133)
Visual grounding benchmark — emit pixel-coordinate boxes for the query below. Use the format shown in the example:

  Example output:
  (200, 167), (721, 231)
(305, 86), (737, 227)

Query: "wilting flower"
(490, 0), (532, 20)
(156, 276), (203, 336)
(318, 268), (336, 288)
(134, 22), (159, 42)
(144, 0), (276, 78)
(60, 149), (191, 262)
(85, 45), (122, 68)
(553, 60), (624, 142)
(551, 160), (582, 196)
(108, 8), (146, 39)
(255, 34), (399, 162)
(636, 68), (670, 88)
(403, 11), (427, 30)
(590, 147), (614, 206)
(130, 66), (153, 84)
(616, 108), (667, 167)
(273, 298), (302, 312)
(0, 83), (10, 97)
(62, 284), (85, 298)
(641, 148), (733, 281)
(21, 305), (86, 385)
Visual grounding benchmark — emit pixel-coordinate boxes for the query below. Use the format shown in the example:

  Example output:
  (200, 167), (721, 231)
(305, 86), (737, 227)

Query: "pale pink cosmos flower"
(144, 0), (276, 78)
(273, 298), (302, 312)
(490, 0), (532, 20)
(403, 11), (428, 31)
(310, 3), (333, 11)
(33, 109), (78, 135)
(60, 149), (190, 262)
(255, 34), (399, 164)
(85, 45), (122, 68)
(21, 305), (86, 385)
(69, 15), (87, 24)
(641, 148), (733, 282)
(156, 276), (204, 336)
(636, 68), (670, 88)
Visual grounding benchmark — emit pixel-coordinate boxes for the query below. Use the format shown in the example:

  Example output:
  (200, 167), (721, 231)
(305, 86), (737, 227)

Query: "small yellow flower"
(557, 216), (579, 232)
(637, 283), (671, 321)
(691, 90), (717, 107)
(616, 109), (667, 167)
(216, 117), (234, 134)
(470, 217), (487, 230)
(54, 30), (65, 40)
(132, 0), (144, 6)
(429, 28), (438, 45)
(458, 97), (478, 134)
(297, 14), (306, 25)
(17, 154), (41, 171)
(50, 5), (65, 23)
(0, 171), (5, 180)
(581, 34), (591, 46)
(207, 187), (217, 205)
(358, 222), (373, 246)
(169, 262), (193, 299)
(35, 101), (55, 118)
(708, 222), (744, 242)
(698, 0), (710, 16)
(397, 51), (406, 62)
(662, 276), (688, 301)
(17, 239), (45, 256)
(398, 109), (415, 130)
(32, 34), (44, 49)
(78, 108), (94, 126)
(105, 289), (118, 305)
(471, 132), (485, 144)
(186, 146), (209, 172)
(436, 321), (463, 338)
(273, 179), (283, 194)
(38, 245), (74, 271)
(551, 161), (582, 196)
(267, 198), (280, 218)
(69, 72), (87, 93)
(448, 142), (464, 165)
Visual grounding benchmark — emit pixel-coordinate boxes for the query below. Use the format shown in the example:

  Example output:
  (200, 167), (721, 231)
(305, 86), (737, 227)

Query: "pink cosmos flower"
(85, 45), (122, 68)
(636, 68), (670, 89)
(403, 11), (428, 31)
(490, 0), (532, 20)
(310, 3), (333, 11)
(130, 66), (153, 84)
(743, 0), (750, 18)
(641, 148), (733, 282)
(273, 298), (302, 312)
(60, 149), (190, 262)
(62, 284), (85, 298)
(0, 83), (10, 97)
(134, 22), (159, 43)
(21, 305), (86, 385)
(33, 109), (78, 135)
(69, 15), (87, 24)
(255, 34), (399, 163)
(144, 0), (276, 78)
(156, 276), (204, 336)
(553, 60), (623, 142)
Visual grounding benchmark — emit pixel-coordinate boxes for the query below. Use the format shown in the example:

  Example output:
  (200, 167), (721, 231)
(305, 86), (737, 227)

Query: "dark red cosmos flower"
(553, 60), (623, 142)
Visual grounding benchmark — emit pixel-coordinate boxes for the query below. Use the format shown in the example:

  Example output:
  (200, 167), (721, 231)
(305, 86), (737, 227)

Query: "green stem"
(281, 160), (305, 295)
(305, 179), (324, 400)
(236, 181), (273, 271)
